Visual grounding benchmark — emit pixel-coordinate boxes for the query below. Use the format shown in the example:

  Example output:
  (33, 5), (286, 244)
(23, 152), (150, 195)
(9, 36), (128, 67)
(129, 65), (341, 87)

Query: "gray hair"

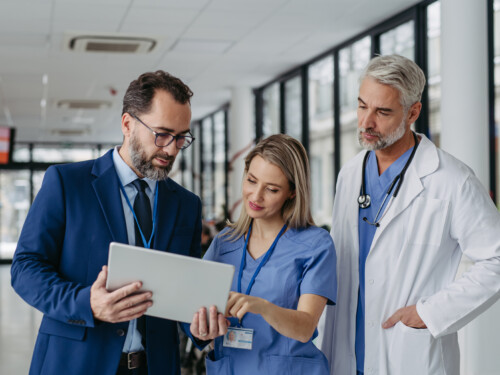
(360, 55), (426, 111)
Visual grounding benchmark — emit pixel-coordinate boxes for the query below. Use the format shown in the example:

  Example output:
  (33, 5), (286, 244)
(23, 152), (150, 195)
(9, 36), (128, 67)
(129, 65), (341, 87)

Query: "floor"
(0, 264), (42, 374)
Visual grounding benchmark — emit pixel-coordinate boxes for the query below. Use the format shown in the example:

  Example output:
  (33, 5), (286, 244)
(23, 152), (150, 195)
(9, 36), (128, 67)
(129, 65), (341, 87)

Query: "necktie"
(131, 179), (152, 247)
(131, 179), (152, 346)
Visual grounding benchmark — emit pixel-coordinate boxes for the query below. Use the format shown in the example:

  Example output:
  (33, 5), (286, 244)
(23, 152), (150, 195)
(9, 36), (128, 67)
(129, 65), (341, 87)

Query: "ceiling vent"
(50, 128), (89, 136)
(68, 35), (156, 53)
(57, 100), (112, 110)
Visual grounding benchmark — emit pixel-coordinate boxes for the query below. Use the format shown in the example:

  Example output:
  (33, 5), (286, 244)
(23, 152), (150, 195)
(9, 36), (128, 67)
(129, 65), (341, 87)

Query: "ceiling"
(0, 0), (421, 144)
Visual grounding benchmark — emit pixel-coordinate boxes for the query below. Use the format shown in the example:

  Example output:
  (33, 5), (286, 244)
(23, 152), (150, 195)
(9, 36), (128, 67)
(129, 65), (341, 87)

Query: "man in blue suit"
(11, 71), (209, 374)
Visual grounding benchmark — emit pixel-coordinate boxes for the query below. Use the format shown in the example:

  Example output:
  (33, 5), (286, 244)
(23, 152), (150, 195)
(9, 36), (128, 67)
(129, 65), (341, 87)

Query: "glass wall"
(427, 1), (442, 146)
(284, 75), (303, 141)
(262, 83), (281, 137)
(180, 145), (193, 192)
(192, 123), (202, 197)
(32, 145), (96, 162)
(339, 36), (371, 166)
(380, 20), (415, 60)
(0, 170), (31, 260)
(213, 111), (227, 220)
(308, 56), (335, 226)
(201, 117), (215, 220)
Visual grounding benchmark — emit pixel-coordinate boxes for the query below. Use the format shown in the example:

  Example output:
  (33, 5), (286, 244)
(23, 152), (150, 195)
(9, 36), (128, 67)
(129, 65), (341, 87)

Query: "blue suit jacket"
(11, 150), (202, 375)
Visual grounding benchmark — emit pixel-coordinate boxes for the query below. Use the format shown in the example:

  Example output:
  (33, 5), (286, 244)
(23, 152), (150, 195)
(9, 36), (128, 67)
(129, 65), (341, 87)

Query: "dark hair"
(122, 70), (193, 116)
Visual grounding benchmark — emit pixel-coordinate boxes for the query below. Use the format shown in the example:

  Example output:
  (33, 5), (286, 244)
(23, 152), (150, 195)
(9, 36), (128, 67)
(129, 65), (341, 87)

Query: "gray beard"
(129, 134), (174, 181)
(357, 119), (406, 151)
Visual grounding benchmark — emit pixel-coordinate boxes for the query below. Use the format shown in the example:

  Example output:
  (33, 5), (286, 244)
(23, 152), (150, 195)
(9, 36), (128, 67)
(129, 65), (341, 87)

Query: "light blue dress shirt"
(355, 147), (413, 373)
(112, 147), (156, 353)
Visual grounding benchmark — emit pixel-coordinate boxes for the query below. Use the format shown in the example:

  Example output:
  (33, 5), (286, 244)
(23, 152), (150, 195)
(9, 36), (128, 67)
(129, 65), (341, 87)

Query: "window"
(427, 1), (442, 146)
(192, 123), (202, 197)
(213, 111), (227, 220)
(32, 145), (96, 162)
(284, 75), (302, 141)
(308, 56), (335, 225)
(262, 83), (280, 137)
(201, 118), (214, 220)
(0, 171), (31, 260)
(380, 20), (415, 60)
(180, 145), (193, 192)
(339, 36), (371, 166)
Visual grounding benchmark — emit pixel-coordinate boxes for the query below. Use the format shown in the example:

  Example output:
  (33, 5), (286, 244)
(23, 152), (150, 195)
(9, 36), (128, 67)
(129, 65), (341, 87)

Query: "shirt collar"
(112, 146), (156, 191)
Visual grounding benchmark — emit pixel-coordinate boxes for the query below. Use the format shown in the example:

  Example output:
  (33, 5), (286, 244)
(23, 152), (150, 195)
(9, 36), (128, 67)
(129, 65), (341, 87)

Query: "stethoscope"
(358, 131), (419, 227)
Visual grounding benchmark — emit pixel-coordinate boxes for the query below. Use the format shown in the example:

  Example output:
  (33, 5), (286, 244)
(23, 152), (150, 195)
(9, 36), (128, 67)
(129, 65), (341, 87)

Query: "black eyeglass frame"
(130, 113), (195, 150)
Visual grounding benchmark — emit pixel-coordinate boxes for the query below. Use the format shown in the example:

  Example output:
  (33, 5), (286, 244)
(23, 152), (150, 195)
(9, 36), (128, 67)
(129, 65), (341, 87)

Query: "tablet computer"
(106, 242), (235, 323)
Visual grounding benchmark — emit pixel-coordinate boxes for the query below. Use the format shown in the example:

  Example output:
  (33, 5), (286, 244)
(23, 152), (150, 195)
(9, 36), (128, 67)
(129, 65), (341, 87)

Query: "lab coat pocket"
(267, 355), (329, 374)
(389, 321), (445, 375)
(205, 352), (231, 374)
(407, 197), (449, 246)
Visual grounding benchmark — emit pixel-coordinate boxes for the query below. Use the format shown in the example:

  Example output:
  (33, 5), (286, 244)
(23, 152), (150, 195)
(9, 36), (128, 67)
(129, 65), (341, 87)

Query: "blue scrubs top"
(355, 148), (413, 373)
(203, 226), (337, 375)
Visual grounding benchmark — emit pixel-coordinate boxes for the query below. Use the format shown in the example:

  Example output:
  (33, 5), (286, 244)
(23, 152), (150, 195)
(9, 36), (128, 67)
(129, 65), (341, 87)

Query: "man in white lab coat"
(320, 54), (500, 375)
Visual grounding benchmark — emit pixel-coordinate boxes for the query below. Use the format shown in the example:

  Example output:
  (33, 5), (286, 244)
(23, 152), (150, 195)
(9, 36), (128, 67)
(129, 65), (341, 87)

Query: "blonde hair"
(226, 134), (315, 240)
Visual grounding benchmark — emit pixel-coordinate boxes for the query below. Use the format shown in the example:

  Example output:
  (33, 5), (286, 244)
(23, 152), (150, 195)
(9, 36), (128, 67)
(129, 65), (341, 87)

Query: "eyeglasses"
(130, 114), (195, 150)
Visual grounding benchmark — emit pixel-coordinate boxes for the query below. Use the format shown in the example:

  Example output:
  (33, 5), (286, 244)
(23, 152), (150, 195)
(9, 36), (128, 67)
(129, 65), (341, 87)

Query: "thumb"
(92, 266), (108, 290)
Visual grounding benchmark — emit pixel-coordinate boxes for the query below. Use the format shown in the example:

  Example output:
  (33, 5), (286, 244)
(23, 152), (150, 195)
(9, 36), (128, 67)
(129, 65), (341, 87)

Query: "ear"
(406, 102), (422, 126)
(121, 112), (134, 138)
(289, 191), (296, 200)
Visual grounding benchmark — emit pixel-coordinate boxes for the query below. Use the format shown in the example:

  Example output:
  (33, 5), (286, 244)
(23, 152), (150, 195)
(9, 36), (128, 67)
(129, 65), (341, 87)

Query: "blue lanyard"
(118, 180), (159, 249)
(237, 221), (288, 295)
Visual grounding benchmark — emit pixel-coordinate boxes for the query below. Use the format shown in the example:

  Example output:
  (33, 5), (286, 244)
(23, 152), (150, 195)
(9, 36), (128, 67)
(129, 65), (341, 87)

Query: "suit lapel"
(91, 151), (128, 244)
(152, 179), (180, 252)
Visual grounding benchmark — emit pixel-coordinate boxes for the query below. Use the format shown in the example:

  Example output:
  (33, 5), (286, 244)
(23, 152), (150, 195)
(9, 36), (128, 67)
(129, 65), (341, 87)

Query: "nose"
(252, 186), (265, 202)
(359, 109), (375, 130)
(160, 139), (179, 156)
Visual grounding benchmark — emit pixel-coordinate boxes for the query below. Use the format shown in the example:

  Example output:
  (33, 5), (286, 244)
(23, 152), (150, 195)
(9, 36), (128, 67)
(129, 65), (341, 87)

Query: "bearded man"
(11, 71), (203, 375)
(320, 55), (500, 375)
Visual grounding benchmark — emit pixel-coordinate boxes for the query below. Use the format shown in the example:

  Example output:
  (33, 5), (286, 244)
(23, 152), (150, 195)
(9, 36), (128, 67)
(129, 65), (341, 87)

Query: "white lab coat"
(319, 134), (500, 375)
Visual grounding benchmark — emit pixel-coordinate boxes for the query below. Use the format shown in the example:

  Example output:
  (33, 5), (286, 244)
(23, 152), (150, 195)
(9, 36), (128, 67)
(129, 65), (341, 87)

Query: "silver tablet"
(106, 242), (235, 323)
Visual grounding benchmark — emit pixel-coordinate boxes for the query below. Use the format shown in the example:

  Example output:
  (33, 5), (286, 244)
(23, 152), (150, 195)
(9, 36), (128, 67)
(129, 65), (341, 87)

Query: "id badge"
(222, 327), (253, 350)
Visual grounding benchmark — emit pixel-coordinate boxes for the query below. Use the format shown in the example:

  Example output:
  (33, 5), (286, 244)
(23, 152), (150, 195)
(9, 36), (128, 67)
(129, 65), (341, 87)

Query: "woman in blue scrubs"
(191, 134), (337, 374)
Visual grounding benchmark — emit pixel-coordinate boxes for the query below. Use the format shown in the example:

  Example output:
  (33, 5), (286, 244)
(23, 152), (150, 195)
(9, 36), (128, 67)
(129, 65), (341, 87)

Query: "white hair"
(360, 54), (426, 111)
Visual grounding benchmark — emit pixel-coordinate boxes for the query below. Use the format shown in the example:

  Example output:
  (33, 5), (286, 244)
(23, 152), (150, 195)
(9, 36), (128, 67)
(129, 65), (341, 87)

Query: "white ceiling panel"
(130, 0), (210, 10)
(184, 10), (269, 40)
(0, 3), (51, 34)
(208, 0), (288, 12)
(0, 0), (429, 142)
(52, 4), (129, 33)
(121, 7), (199, 35)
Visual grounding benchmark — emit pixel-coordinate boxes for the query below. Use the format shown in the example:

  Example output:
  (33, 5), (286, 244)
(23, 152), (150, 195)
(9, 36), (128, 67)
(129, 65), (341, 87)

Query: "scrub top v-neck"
(203, 226), (337, 375)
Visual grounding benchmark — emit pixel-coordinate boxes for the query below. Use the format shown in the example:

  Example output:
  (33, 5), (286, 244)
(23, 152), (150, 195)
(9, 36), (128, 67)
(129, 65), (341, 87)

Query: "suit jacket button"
(117, 329), (126, 336)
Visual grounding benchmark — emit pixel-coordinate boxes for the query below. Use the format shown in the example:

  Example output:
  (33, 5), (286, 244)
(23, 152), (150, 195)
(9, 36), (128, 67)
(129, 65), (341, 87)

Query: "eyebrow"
(247, 172), (283, 188)
(358, 97), (394, 113)
(155, 127), (191, 135)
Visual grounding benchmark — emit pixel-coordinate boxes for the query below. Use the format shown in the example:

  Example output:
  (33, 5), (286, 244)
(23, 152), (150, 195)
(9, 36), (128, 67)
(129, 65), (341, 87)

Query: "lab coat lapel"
(152, 179), (179, 251)
(370, 134), (438, 249)
(91, 151), (128, 244)
(348, 159), (363, 258)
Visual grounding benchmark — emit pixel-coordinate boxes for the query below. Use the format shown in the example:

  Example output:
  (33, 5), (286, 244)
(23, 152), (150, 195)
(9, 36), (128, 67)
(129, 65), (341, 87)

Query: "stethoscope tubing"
(358, 131), (419, 225)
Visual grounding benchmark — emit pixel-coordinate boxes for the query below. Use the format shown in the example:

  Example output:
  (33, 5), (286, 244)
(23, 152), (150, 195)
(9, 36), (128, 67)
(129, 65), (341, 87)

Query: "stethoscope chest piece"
(358, 194), (371, 209)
